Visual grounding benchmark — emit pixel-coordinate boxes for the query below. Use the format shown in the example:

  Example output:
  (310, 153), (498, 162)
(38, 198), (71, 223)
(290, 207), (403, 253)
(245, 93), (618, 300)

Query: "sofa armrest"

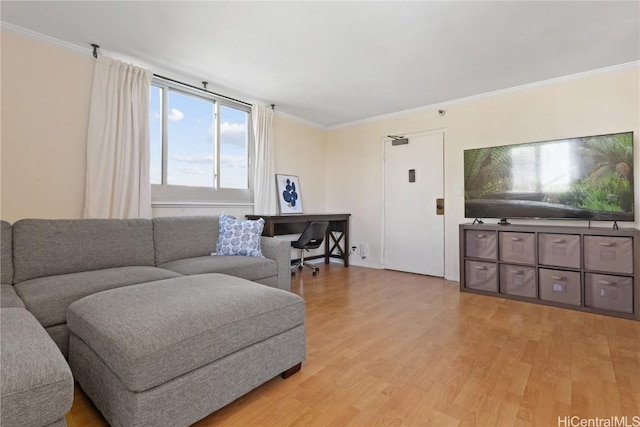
(1, 308), (73, 427)
(260, 237), (291, 291)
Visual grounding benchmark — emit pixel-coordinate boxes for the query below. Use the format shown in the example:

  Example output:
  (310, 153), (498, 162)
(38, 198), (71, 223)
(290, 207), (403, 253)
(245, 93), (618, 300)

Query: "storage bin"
(584, 273), (633, 313)
(465, 230), (497, 260)
(538, 233), (580, 268)
(584, 236), (633, 274)
(499, 232), (535, 264)
(500, 264), (536, 298)
(539, 268), (581, 306)
(465, 260), (498, 292)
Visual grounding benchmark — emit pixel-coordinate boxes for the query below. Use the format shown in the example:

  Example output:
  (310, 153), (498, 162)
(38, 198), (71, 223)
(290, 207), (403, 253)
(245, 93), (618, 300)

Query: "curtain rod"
(90, 43), (256, 108)
(153, 74), (252, 108)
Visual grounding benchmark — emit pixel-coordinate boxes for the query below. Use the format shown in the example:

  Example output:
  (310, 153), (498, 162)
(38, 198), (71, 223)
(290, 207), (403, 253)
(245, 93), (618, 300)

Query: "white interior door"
(383, 131), (444, 276)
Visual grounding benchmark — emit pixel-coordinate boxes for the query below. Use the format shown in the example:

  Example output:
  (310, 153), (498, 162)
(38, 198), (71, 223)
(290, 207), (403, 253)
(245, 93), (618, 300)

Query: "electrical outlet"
(359, 244), (368, 259)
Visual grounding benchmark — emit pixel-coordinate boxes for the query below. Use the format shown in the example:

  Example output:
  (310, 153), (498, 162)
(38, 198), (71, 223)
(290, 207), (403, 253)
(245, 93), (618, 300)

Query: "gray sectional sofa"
(0, 216), (305, 427)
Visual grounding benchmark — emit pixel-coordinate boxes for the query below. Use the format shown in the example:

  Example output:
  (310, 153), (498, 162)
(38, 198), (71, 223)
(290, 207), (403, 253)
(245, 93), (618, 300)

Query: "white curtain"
(83, 56), (152, 219)
(251, 104), (277, 215)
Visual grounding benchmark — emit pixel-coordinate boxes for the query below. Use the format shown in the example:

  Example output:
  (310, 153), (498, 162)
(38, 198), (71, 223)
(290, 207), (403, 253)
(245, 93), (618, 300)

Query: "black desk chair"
(291, 221), (329, 276)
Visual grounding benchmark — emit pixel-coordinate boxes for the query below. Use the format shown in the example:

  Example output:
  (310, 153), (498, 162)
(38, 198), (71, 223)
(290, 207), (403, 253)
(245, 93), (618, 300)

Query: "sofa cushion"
(1, 284), (25, 309)
(67, 274), (306, 392)
(215, 214), (265, 257)
(1, 220), (13, 284)
(1, 308), (73, 427)
(153, 216), (220, 265)
(12, 218), (156, 283)
(15, 266), (182, 327)
(158, 255), (277, 280)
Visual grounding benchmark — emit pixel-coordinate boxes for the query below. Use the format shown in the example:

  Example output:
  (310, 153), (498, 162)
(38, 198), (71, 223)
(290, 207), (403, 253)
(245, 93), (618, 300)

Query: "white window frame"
(151, 77), (253, 205)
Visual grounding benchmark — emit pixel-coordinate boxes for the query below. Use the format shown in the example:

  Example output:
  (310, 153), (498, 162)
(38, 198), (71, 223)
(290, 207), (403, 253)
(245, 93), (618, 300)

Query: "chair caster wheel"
(312, 271), (317, 276)
(298, 265), (303, 270)
(291, 272), (296, 277)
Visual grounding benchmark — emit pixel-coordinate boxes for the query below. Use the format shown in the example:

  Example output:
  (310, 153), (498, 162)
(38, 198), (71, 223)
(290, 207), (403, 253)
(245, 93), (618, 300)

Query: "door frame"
(381, 128), (446, 275)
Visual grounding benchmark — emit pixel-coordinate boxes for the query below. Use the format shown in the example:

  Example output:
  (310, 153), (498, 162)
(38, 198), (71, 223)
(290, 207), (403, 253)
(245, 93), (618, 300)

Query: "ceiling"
(2, 1), (638, 128)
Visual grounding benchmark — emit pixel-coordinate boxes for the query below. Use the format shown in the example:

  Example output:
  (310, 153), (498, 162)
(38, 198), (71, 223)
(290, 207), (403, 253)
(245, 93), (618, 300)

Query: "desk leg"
(325, 232), (330, 265)
(261, 219), (275, 237)
(343, 219), (349, 267)
(325, 220), (349, 267)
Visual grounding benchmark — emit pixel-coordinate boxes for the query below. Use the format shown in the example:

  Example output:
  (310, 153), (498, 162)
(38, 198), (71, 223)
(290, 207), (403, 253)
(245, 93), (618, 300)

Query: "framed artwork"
(276, 174), (303, 214)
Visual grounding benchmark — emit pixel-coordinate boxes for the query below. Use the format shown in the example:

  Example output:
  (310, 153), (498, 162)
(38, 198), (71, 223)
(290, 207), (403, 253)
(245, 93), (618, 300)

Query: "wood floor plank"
(66, 265), (640, 426)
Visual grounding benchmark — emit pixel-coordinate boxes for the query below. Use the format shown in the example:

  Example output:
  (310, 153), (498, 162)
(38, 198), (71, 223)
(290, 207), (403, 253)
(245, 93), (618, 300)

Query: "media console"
(459, 223), (639, 321)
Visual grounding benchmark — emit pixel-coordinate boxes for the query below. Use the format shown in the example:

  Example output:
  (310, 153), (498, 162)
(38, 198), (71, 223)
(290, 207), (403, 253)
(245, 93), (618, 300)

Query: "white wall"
(326, 66), (640, 281)
(273, 114), (327, 213)
(1, 30), (93, 222)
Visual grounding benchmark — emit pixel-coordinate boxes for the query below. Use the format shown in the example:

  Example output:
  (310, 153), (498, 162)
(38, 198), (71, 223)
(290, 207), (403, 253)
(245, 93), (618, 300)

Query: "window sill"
(151, 201), (254, 208)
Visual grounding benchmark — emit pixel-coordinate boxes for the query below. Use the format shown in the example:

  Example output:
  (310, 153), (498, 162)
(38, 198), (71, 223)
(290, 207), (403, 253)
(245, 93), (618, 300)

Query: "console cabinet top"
(460, 223), (638, 237)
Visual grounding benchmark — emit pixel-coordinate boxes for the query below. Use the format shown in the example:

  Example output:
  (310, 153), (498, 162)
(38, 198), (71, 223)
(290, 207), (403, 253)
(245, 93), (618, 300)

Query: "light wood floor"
(67, 265), (640, 427)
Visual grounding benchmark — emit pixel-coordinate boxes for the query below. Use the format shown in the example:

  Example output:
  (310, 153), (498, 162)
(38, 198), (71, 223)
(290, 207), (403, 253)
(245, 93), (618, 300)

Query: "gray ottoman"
(1, 308), (73, 427)
(67, 273), (306, 427)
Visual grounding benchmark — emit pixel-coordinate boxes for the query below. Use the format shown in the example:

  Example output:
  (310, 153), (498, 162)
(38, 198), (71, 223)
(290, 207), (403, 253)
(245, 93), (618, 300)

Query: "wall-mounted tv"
(464, 131), (634, 221)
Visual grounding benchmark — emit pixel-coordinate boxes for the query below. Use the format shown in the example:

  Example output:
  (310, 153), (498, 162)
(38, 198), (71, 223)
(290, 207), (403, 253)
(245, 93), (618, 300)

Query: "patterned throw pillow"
(214, 214), (265, 257)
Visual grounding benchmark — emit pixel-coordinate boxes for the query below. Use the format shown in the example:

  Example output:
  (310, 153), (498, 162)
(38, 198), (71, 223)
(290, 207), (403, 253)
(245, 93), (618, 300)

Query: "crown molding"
(0, 21), (91, 56)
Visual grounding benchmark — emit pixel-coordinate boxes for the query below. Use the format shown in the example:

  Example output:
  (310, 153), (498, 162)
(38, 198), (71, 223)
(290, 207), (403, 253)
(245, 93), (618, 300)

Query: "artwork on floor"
(276, 174), (303, 214)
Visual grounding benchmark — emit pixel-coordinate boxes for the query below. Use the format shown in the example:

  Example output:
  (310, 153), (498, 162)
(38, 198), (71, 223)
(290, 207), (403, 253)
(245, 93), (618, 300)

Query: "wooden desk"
(246, 214), (351, 266)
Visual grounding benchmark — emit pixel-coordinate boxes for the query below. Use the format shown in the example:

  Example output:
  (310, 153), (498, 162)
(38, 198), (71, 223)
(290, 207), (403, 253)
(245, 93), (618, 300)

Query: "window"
(149, 78), (252, 204)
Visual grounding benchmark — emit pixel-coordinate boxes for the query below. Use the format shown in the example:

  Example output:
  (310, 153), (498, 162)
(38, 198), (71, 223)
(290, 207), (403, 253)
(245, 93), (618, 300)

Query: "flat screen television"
(464, 131), (634, 222)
